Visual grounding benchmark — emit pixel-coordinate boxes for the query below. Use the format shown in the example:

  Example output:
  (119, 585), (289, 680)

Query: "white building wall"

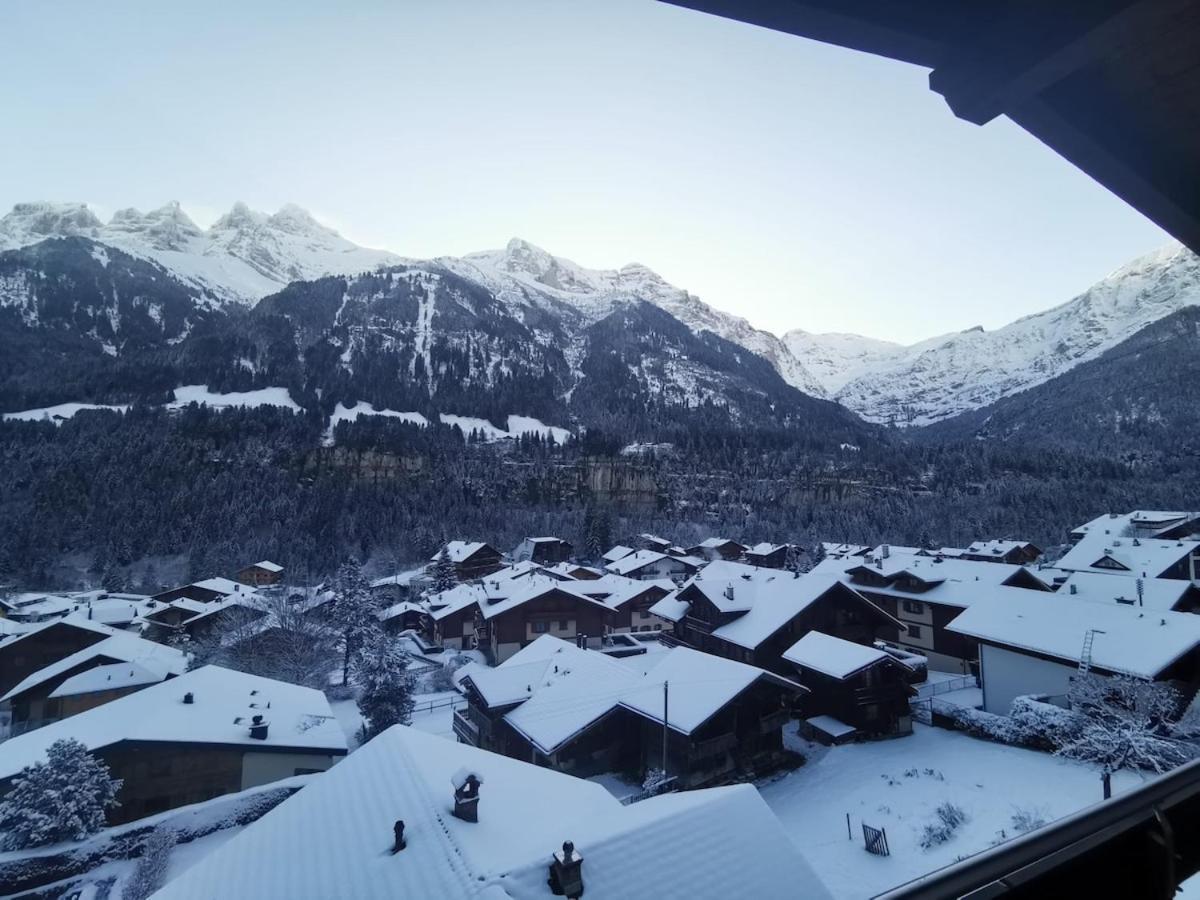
(980, 644), (1076, 715)
(240, 751), (339, 790)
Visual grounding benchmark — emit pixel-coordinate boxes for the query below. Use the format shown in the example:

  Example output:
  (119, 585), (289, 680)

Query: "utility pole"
(662, 680), (669, 776)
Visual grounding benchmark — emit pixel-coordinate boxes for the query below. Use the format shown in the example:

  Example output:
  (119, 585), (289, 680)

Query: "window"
(907, 624), (923, 639)
(533, 621), (548, 633)
(559, 619), (569, 630)
(902, 600), (924, 615)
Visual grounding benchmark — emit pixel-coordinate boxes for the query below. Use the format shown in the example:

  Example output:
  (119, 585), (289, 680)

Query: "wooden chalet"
(0, 666), (346, 824)
(455, 636), (804, 789)
(512, 537), (574, 567)
(819, 551), (1052, 674)
(743, 542), (796, 569)
(654, 562), (901, 675)
(0, 616), (117, 697)
(435, 541), (505, 581)
(235, 560), (284, 587)
(571, 575), (674, 634)
(152, 577), (248, 606)
(687, 537), (748, 563)
(961, 540), (1042, 565)
(783, 631), (915, 742)
(604, 549), (701, 583)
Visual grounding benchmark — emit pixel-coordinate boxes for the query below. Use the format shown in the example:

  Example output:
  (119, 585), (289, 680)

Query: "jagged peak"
(1, 201), (103, 239)
(210, 201), (270, 232)
(268, 204), (340, 238)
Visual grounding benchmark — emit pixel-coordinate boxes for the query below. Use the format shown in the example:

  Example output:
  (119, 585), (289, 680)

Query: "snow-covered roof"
(433, 540), (495, 563)
(806, 715), (856, 739)
(819, 550), (1047, 609)
(783, 631), (892, 680)
(378, 601), (425, 623)
(246, 560), (283, 573)
(695, 537), (742, 550)
(370, 566), (427, 589)
(601, 545), (635, 563)
(1053, 530), (1199, 579)
(746, 542), (787, 556)
(679, 563), (897, 650)
(1054, 571), (1196, 612)
(491, 637), (804, 754)
(965, 539), (1038, 557)
(191, 576), (245, 595)
(0, 613), (117, 652)
(647, 590), (690, 623)
(2, 631), (187, 701)
(48, 660), (170, 698)
(6, 594), (73, 619)
(604, 549), (698, 576)
(821, 542), (870, 558)
(1071, 510), (1200, 540)
(946, 590), (1200, 678)
(0, 665), (346, 781)
(570, 574), (673, 611)
(427, 570), (608, 623)
(150, 724), (832, 900)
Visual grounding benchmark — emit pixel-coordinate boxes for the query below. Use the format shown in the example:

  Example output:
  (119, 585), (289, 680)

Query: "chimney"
(881, 544), (890, 559)
(548, 840), (585, 899)
(249, 714), (269, 740)
(392, 820), (406, 853)
(183, 692), (194, 704)
(1069, 584), (1077, 595)
(451, 769), (482, 822)
(724, 584), (734, 602)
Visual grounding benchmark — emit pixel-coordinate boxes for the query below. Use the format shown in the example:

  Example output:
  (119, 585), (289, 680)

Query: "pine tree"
(429, 547), (458, 593)
(0, 738), (122, 850)
(353, 633), (417, 741)
(327, 559), (383, 685)
(122, 825), (176, 900)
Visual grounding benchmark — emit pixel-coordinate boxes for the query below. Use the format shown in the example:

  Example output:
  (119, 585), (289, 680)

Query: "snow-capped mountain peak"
(0, 201), (104, 245)
(107, 202), (203, 251)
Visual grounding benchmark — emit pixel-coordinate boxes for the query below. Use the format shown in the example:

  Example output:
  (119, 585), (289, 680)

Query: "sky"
(0, 0), (1171, 344)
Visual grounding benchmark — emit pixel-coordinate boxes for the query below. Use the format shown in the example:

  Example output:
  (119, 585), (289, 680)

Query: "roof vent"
(1069, 584), (1077, 595)
(183, 692), (194, 704)
(249, 714), (269, 740)
(451, 769), (482, 822)
(392, 820), (406, 854)
(549, 840), (585, 899)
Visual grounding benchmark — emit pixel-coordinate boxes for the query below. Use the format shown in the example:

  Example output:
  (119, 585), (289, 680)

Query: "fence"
(620, 776), (679, 806)
(863, 823), (891, 856)
(413, 695), (466, 716)
(915, 674), (977, 699)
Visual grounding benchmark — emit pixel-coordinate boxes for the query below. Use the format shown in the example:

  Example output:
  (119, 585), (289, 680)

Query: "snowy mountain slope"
(0, 201), (401, 306)
(787, 242), (1200, 425)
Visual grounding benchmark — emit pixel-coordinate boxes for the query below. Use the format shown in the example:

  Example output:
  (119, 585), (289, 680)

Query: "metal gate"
(864, 823), (891, 856)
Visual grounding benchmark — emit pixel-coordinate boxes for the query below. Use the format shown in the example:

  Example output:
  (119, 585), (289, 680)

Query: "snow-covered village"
(3, 515), (1200, 898)
(6, 2), (1200, 898)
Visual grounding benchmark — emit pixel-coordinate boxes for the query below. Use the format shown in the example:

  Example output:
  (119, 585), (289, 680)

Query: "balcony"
(687, 732), (737, 761)
(452, 710), (480, 746)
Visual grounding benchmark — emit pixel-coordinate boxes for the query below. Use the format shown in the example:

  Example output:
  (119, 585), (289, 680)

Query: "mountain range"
(2, 200), (1198, 438)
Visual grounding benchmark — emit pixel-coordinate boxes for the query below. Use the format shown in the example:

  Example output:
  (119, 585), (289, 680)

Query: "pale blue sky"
(0, 0), (1170, 343)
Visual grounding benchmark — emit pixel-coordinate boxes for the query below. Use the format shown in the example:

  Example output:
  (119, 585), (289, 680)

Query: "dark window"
(902, 600), (924, 615)
(533, 621), (548, 633)
(558, 619), (569, 630)
(907, 624), (923, 639)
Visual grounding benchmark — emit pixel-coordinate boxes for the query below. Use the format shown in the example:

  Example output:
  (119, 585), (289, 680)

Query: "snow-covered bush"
(947, 696), (1083, 751)
(353, 633), (417, 741)
(1010, 806), (1048, 835)
(428, 652), (471, 693)
(1057, 673), (1199, 774)
(122, 826), (176, 900)
(0, 738), (122, 850)
(919, 802), (968, 850)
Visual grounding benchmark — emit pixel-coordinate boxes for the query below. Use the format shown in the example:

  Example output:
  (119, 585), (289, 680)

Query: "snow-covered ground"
(324, 401), (428, 443)
(3, 402), (129, 422)
(168, 385), (300, 411)
(760, 724), (1140, 898)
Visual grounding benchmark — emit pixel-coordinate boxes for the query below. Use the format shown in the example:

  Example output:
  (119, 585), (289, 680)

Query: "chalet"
(783, 631), (915, 742)
(601, 544), (636, 565)
(0, 616), (117, 697)
(604, 549), (701, 582)
(0, 665), (346, 824)
(512, 536), (573, 567)
(235, 560), (284, 587)
(743, 542), (796, 569)
(638, 533), (674, 553)
(947, 589), (1200, 716)
(369, 567), (428, 603)
(655, 562), (901, 675)
(1054, 571), (1200, 613)
(1050, 530), (1200, 581)
(569, 574), (675, 633)
(687, 537), (748, 562)
(961, 540), (1042, 565)
(427, 569), (612, 662)
(545, 561), (604, 580)
(142, 595), (266, 643)
(151, 724), (832, 900)
(822, 542), (871, 559)
(152, 576), (249, 605)
(1, 631), (185, 735)
(815, 551), (1052, 673)
(378, 601), (427, 634)
(4, 594), (74, 624)
(433, 541), (505, 581)
(456, 635), (805, 789)
(1070, 510), (1200, 544)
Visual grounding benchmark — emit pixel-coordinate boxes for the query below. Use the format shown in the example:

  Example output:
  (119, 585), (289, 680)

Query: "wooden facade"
(789, 659), (914, 740)
(235, 563), (283, 587)
(603, 584), (672, 633)
(0, 622), (109, 697)
(480, 589), (610, 663)
(674, 581), (900, 675)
